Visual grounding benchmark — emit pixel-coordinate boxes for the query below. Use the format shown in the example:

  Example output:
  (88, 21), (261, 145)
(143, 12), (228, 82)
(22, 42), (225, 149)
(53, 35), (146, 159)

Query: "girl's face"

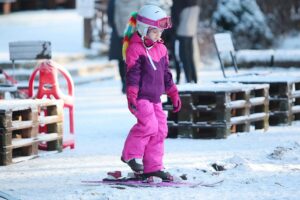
(147, 27), (163, 42)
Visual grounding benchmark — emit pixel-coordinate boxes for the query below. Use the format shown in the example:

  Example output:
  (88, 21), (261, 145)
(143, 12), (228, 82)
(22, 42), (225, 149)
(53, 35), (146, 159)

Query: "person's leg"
(143, 102), (168, 173)
(187, 37), (197, 83)
(178, 36), (192, 83)
(118, 58), (126, 93)
(122, 100), (158, 162)
(173, 39), (181, 84)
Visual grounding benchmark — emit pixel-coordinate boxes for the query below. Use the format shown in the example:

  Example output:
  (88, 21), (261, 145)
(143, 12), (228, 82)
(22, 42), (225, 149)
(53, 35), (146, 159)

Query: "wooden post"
(3, 2), (11, 14)
(83, 18), (92, 49)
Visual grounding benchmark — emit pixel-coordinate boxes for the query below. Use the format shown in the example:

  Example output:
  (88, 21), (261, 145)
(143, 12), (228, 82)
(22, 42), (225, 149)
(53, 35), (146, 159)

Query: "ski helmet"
(136, 5), (172, 38)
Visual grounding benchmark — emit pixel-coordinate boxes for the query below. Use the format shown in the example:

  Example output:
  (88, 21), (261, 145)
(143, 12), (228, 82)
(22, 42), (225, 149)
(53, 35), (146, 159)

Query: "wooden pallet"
(215, 75), (300, 125)
(164, 83), (269, 139)
(0, 100), (39, 165)
(0, 99), (64, 165)
(1, 142), (39, 166)
(37, 99), (64, 151)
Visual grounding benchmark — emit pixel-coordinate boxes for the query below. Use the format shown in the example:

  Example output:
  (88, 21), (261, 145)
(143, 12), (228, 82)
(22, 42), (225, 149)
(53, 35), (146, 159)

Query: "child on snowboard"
(121, 5), (181, 181)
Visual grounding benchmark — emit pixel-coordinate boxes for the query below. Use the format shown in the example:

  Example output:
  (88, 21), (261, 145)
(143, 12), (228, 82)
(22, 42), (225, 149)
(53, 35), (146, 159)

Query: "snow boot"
(121, 157), (144, 173)
(142, 170), (174, 182)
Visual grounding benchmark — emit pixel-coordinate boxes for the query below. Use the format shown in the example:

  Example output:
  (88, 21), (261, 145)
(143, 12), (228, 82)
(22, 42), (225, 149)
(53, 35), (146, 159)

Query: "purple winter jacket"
(126, 32), (175, 103)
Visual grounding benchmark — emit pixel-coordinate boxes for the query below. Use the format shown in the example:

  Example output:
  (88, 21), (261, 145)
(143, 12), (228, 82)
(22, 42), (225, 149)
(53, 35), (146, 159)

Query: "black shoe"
(142, 170), (173, 181)
(121, 157), (144, 173)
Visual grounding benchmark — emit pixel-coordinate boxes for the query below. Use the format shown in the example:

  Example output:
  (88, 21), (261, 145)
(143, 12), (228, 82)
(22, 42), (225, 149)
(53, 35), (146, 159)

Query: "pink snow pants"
(122, 99), (168, 173)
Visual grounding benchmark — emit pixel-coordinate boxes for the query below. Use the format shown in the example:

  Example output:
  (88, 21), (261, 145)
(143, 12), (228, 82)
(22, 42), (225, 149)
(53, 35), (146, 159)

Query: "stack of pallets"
(164, 83), (269, 139)
(0, 99), (63, 165)
(215, 76), (300, 125)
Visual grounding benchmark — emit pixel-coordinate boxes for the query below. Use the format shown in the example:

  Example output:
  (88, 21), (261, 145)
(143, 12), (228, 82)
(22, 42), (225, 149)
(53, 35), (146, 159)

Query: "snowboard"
(82, 171), (224, 188)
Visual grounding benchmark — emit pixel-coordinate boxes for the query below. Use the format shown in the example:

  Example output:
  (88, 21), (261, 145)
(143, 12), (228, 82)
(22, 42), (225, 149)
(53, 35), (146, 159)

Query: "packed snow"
(0, 9), (300, 200)
(1, 80), (300, 200)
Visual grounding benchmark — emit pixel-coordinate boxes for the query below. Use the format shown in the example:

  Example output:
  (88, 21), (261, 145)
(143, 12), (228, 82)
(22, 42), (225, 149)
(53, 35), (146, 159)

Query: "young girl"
(121, 5), (181, 181)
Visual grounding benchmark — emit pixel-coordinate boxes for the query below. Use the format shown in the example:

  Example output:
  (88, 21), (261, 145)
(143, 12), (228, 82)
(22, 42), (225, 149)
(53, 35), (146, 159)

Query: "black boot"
(121, 157), (144, 173)
(142, 170), (173, 182)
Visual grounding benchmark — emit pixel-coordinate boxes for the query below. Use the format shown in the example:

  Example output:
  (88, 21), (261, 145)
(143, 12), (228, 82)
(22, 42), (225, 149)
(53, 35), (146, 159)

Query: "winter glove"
(126, 86), (138, 114)
(166, 85), (181, 113)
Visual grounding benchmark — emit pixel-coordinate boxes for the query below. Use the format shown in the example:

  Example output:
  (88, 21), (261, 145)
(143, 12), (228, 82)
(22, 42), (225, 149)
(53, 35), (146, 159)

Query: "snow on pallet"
(215, 75), (300, 125)
(163, 83), (269, 139)
(0, 99), (63, 165)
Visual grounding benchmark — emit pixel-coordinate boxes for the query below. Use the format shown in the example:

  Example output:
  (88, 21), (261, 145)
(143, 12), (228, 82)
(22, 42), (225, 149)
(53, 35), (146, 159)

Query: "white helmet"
(136, 5), (172, 38)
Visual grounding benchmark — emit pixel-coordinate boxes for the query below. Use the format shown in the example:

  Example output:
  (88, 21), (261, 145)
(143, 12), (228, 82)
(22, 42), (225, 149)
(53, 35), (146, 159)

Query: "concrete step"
(1, 56), (117, 86)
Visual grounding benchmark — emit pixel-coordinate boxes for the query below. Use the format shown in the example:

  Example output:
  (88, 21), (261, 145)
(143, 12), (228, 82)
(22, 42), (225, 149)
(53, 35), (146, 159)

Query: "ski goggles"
(137, 15), (172, 29)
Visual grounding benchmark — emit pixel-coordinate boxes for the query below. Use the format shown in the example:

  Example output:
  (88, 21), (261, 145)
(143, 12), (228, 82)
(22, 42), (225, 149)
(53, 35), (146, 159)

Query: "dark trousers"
(177, 36), (197, 83)
(118, 58), (126, 93)
(111, 36), (126, 94)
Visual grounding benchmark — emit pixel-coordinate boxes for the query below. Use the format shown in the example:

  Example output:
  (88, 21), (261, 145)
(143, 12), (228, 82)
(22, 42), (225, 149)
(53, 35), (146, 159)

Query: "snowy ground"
(0, 10), (300, 200)
(1, 79), (300, 200)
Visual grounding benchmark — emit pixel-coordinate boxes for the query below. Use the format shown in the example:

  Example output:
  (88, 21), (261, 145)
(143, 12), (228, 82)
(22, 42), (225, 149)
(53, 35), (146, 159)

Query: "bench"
(214, 33), (270, 77)
(7, 41), (51, 96)
(213, 33), (239, 78)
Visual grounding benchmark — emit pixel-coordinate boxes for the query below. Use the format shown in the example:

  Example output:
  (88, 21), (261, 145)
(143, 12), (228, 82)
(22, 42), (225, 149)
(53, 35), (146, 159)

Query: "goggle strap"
(145, 48), (157, 70)
(137, 15), (156, 27)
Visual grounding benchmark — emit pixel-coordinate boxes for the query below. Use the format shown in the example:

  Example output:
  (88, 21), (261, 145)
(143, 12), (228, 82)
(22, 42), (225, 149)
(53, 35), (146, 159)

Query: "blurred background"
(1, 0), (300, 85)
(1, 0), (299, 61)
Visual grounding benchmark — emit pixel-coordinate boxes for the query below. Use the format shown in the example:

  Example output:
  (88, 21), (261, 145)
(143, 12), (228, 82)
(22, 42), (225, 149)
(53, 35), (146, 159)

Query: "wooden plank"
(11, 120), (34, 130)
(12, 155), (38, 164)
(230, 116), (249, 125)
(292, 91), (300, 98)
(37, 133), (59, 142)
(250, 97), (266, 106)
(0, 131), (11, 147)
(38, 115), (63, 125)
(12, 138), (36, 149)
(292, 105), (300, 114)
(193, 122), (226, 128)
(0, 149), (12, 165)
(1, 125), (38, 147)
(0, 99), (38, 110)
(249, 113), (268, 122)
(227, 100), (248, 109)
(38, 133), (63, 151)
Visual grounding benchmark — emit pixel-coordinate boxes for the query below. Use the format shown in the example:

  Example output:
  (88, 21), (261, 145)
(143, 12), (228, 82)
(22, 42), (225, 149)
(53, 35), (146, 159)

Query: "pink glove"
(166, 85), (181, 113)
(127, 86), (138, 114)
